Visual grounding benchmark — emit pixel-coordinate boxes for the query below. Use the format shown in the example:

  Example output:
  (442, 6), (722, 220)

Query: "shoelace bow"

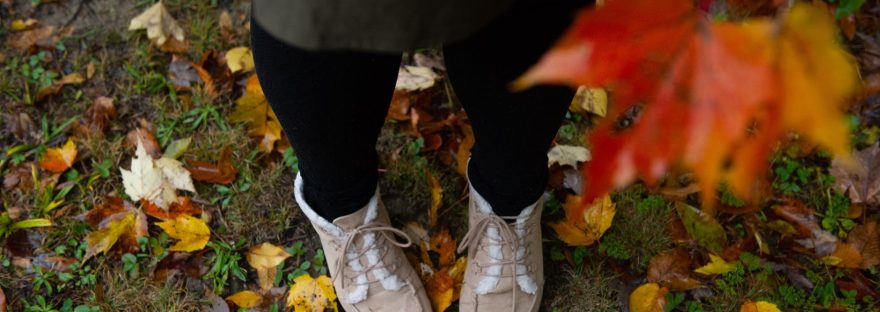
(333, 222), (413, 290)
(457, 213), (527, 311)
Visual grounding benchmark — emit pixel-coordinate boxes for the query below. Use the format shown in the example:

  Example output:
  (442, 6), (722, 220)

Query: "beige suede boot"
(457, 183), (545, 312)
(294, 173), (432, 312)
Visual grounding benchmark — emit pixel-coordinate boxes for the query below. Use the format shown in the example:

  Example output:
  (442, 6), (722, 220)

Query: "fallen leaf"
(186, 146), (237, 184)
(694, 254), (736, 275)
(3, 163), (35, 190)
(247, 242), (291, 290)
(10, 19), (38, 31)
(142, 197), (202, 220)
(79, 96), (116, 134)
(830, 142), (880, 205)
(629, 283), (668, 312)
(676, 202), (727, 253)
(426, 171), (443, 227)
(218, 10), (234, 42)
(225, 47), (254, 73)
(823, 242), (863, 268)
(647, 248), (703, 291)
(129, 2), (186, 48)
(547, 144), (591, 168)
(126, 128), (161, 158)
(204, 289), (231, 312)
(456, 123), (475, 177)
(836, 270), (880, 300)
(35, 73), (86, 101)
(569, 86), (608, 116)
(551, 194), (615, 246)
(286, 275), (338, 312)
(8, 26), (72, 51)
(167, 55), (202, 91)
(229, 74), (283, 153)
(739, 300), (781, 312)
(162, 137), (192, 160)
(396, 66), (438, 91)
(39, 138), (77, 173)
(83, 211), (136, 262)
(156, 215), (210, 252)
(226, 290), (264, 309)
(846, 221), (880, 268)
(121, 140), (195, 209)
(0, 287), (5, 312)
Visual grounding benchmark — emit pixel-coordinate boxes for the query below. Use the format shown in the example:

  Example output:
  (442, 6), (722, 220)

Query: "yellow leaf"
(128, 2), (186, 46)
(740, 300), (781, 312)
(225, 47), (254, 73)
(247, 242), (291, 290)
(694, 254), (736, 275)
(286, 275), (338, 312)
(229, 74), (283, 153)
(426, 171), (443, 227)
(39, 138), (77, 173)
(569, 86), (608, 117)
(10, 18), (37, 31)
(156, 215), (210, 252)
(779, 4), (857, 160)
(630, 283), (668, 312)
(551, 194), (615, 246)
(84, 212), (135, 262)
(226, 290), (264, 308)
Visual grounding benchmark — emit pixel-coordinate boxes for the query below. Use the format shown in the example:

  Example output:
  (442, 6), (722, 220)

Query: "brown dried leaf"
(126, 128), (161, 158)
(647, 248), (703, 291)
(846, 221), (880, 268)
(79, 96), (116, 134)
(830, 142), (880, 205)
(7, 26), (73, 51)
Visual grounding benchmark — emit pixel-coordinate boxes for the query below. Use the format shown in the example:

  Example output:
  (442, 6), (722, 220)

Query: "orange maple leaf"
(39, 138), (77, 173)
(518, 0), (857, 214)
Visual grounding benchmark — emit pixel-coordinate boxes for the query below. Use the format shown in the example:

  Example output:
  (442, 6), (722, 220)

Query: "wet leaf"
(35, 73), (86, 101)
(39, 138), (77, 173)
(3, 163), (34, 190)
(694, 254), (736, 275)
(186, 146), (237, 184)
(225, 47), (254, 73)
(226, 290), (264, 309)
(247, 242), (291, 290)
(7, 26), (73, 51)
(676, 202), (727, 253)
(629, 283), (667, 312)
(739, 300), (780, 312)
(156, 215), (210, 252)
(10, 18), (37, 31)
(286, 275), (338, 312)
(550, 194), (615, 246)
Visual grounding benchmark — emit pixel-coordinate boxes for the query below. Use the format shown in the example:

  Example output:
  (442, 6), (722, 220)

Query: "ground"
(1, 0), (880, 312)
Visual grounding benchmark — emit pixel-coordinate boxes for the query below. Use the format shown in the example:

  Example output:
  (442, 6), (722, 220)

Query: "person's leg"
(444, 0), (587, 217)
(251, 21), (401, 221)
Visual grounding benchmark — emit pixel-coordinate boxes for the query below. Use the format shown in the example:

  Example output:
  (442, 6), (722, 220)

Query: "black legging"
(251, 0), (584, 220)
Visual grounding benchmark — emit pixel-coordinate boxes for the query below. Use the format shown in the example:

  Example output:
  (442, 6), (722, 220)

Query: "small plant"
(773, 157), (812, 195)
(820, 191), (856, 237)
(203, 239), (247, 294)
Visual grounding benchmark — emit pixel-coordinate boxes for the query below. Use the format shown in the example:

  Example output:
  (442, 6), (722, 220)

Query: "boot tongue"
(331, 204), (372, 231)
